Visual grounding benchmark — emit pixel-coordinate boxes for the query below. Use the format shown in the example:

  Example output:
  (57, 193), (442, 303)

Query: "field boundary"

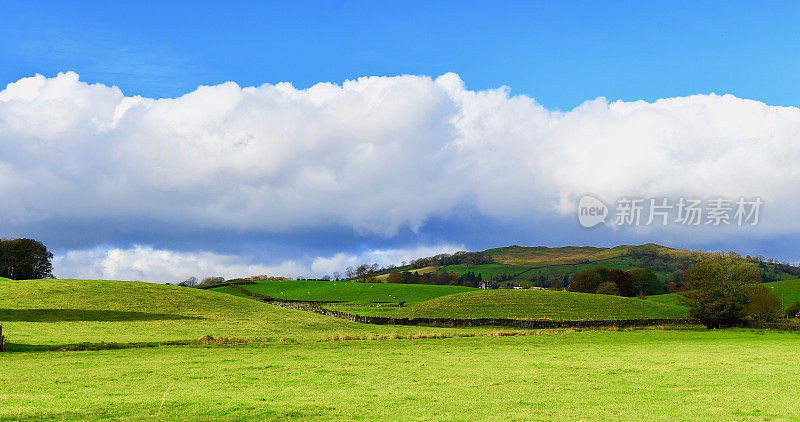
(272, 301), (693, 329)
(747, 321), (800, 331)
(196, 280), (256, 290)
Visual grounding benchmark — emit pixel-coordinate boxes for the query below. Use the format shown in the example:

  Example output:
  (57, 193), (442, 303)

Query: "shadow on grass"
(7, 340), (195, 352)
(0, 308), (199, 322)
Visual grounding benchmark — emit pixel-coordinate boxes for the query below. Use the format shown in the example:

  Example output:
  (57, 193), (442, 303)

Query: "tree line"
(567, 267), (662, 297)
(384, 269), (487, 287)
(407, 251), (494, 269)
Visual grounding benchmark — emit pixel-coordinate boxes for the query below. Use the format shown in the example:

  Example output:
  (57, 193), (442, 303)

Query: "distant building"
(478, 280), (491, 289)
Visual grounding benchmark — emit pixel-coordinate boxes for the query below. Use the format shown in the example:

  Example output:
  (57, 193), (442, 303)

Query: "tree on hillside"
(596, 281), (620, 295)
(198, 276), (225, 286)
(567, 268), (604, 293)
(679, 252), (761, 328)
(353, 263), (378, 283)
(743, 283), (782, 323)
(628, 268), (661, 296)
(387, 271), (403, 283)
(179, 276), (198, 287)
(606, 269), (635, 297)
(0, 238), (54, 280)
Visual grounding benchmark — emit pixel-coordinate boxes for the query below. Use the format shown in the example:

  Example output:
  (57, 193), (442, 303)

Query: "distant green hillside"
(484, 245), (635, 267)
(765, 279), (800, 307)
(211, 279), (472, 304)
(343, 289), (687, 320)
(387, 244), (800, 289)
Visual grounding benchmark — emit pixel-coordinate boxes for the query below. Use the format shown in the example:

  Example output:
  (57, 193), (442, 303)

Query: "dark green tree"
(0, 238), (54, 280)
(679, 252), (760, 328)
(627, 268), (661, 296)
(567, 267), (605, 293)
(743, 283), (782, 322)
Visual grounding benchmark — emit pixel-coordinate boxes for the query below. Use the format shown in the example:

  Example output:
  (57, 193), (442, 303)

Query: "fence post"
(0, 323), (5, 352)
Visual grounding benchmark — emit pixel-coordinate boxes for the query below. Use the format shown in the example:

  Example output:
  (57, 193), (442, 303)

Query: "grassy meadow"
(335, 289), (687, 320)
(2, 276), (799, 420)
(3, 329), (800, 420)
(0, 279), (515, 349)
(210, 278), (472, 304)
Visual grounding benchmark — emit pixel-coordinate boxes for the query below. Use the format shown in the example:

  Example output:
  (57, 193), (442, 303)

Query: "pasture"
(0, 279), (510, 349)
(210, 278), (472, 304)
(2, 277), (799, 420)
(3, 329), (800, 420)
(343, 289), (688, 320)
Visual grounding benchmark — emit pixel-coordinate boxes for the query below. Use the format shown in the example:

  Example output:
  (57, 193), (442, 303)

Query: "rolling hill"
(0, 278), (491, 348)
(211, 278), (472, 304)
(381, 243), (800, 289)
(336, 288), (688, 320)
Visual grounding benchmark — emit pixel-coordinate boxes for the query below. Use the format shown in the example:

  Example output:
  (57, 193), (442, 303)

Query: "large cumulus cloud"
(2, 71), (800, 240)
(53, 243), (464, 283)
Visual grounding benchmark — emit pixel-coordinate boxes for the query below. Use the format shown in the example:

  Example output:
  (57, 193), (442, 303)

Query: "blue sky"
(4, 1), (800, 109)
(2, 1), (800, 281)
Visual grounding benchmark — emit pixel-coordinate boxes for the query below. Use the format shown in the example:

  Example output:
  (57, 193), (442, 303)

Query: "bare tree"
(178, 276), (198, 287)
(353, 263), (378, 283)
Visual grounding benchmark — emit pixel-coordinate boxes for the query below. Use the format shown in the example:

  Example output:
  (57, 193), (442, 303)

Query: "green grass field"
(765, 278), (800, 307)
(4, 277), (800, 420)
(211, 279), (473, 304)
(0, 279), (510, 349)
(3, 329), (799, 420)
(339, 289), (687, 320)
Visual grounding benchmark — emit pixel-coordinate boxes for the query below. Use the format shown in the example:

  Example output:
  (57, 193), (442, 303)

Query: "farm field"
(0, 279), (514, 349)
(209, 278), (472, 304)
(765, 278), (800, 307)
(338, 289), (688, 320)
(3, 329), (800, 420)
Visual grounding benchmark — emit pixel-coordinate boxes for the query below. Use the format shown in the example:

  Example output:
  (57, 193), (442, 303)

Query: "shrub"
(568, 268), (605, 293)
(595, 281), (620, 295)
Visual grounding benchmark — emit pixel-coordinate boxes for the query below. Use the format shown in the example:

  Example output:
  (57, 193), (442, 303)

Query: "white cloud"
(2, 71), (800, 240)
(53, 243), (464, 283)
